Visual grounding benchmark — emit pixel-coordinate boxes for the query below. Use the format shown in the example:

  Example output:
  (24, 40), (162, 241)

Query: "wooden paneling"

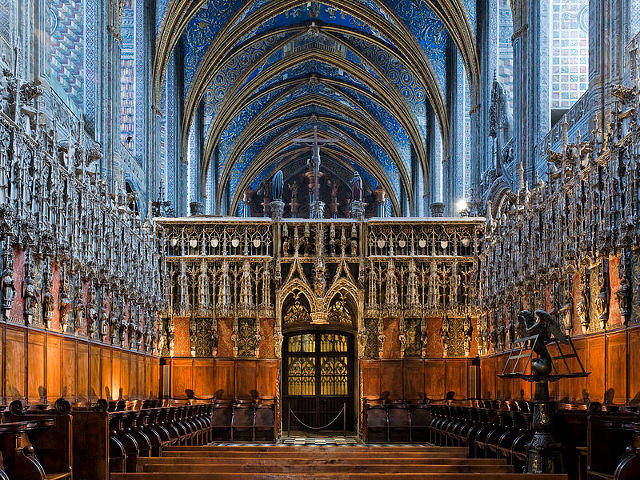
(0, 325), (158, 405)
(166, 358), (280, 400)
(172, 358), (193, 398)
(359, 359), (471, 401)
(77, 342), (89, 402)
(256, 360), (279, 398)
(6, 327), (25, 400)
(235, 360), (258, 399)
(62, 339), (76, 399)
(606, 332), (626, 404)
(380, 361), (403, 399)
(120, 351), (129, 399)
(445, 360), (468, 399)
(193, 359), (215, 398)
(47, 335), (62, 399)
(101, 347), (112, 400)
(214, 360), (235, 399)
(424, 361), (445, 399)
(360, 361), (381, 399)
(480, 327), (639, 403)
(89, 346), (101, 400)
(27, 331), (45, 403)
(630, 328), (640, 402)
(402, 360), (424, 400)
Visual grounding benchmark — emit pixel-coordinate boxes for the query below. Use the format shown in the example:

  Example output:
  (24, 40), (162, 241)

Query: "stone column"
(474, 0), (498, 210)
(446, 46), (467, 216)
(105, 0), (124, 193)
(427, 103), (444, 208)
(511, 0), (550, 188)
(589, 0), (627, 136)
(411, 146), (424, 216)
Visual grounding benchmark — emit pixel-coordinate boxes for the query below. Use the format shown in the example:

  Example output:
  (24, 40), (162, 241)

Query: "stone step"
(112, 473), (568, 480)
(140, 463), (515, 473)
(161, 446), (467, 454)
(160, 450), (468, 458)
(141, 457), (508, 466)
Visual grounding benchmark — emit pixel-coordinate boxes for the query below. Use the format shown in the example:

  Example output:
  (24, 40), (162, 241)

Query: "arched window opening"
(496, 0), (514, 120)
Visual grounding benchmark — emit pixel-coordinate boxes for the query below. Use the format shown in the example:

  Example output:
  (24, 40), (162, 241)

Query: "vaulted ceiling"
(153, 0), (479, 215)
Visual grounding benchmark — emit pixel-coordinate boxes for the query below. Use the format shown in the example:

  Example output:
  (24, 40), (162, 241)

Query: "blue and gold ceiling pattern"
(154, 0), (479, 215)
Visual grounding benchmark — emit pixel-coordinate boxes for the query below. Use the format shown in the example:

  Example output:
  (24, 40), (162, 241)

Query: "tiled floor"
(208, 431), (431, 447)
(280, 431), (360, 445)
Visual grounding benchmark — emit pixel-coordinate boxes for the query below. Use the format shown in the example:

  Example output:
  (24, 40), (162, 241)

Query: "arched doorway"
(281, 289), (357, 433)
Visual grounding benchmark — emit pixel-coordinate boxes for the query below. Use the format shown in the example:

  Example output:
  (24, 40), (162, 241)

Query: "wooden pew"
(70, 399), (215, 480)
(1, 399), (73, 480)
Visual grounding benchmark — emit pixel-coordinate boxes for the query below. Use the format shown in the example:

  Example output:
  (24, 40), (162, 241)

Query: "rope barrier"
(287, 404), (346, 431)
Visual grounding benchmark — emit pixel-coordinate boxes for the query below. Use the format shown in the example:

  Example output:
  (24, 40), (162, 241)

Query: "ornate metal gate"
(283, 331), (355, 432)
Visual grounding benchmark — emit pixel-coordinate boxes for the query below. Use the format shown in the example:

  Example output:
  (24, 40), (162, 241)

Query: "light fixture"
(456, 199), (468, 213)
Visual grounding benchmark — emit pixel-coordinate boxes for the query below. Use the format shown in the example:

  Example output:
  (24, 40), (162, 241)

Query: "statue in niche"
(241, 188), (253, 217)
(86, 283), (98, 337)
(100, 289), (110, 342)
(272, 170), (283, 201)
(463, 316), (473, 357)
(22, 272), (38, 325)
(350, 171), (363, 203)
(441, 316), (451, 357)
(288, 181), (300, 218)
(489, 77), (511, 169)
(1, 259), (14, 320)
(328, 179), (340, 218)
(42, 268), (54, 328)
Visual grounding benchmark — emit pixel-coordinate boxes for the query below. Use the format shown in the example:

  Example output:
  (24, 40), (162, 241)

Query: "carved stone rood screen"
(155, 217), (484, 359)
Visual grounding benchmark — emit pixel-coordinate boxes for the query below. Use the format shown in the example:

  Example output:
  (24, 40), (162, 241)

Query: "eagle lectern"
(500, 309), (590, 474)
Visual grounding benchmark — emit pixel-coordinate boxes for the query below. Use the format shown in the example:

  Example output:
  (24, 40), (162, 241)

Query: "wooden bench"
(70, 399), (215, 479)
(0, 399), (73, 480)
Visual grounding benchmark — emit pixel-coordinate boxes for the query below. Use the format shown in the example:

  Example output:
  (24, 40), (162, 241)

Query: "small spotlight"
(456, 199), (468, 212)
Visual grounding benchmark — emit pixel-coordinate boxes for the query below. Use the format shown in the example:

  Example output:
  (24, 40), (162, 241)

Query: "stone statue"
(1, 263), (14, 320)
(350, 171), (363, 203)
(288, 181), (300, 218)
(272, 170), (283, 201)
(22, 275), (38, 325)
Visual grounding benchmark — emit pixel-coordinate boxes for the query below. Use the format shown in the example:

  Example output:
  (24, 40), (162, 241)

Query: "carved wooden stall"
(477, 80), (640, 405)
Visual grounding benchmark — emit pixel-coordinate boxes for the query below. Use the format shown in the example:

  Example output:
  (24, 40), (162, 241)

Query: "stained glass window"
(120, 0), (135, 154)
(497, 0), (514, 117)
(550, 0), (589, 109)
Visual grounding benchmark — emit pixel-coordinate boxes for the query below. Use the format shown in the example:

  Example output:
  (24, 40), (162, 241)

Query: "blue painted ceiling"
(156, 0), (477, 214)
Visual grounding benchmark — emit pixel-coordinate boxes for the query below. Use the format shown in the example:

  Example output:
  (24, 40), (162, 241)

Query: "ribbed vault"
(154, 0), (480, 217)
